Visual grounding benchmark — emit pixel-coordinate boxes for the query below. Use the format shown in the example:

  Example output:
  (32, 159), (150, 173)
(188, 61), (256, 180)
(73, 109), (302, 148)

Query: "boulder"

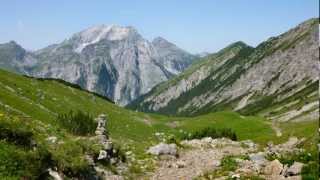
(287, 162), (304, 176)
(212, 160), (221, 167)
(98, 150), (108, 160)
(46, 136), (57, 143)
(264, 159), (283, 175)
(231, 174), (240, 179)
(147, 143), (177, 156)
(48, 168), (63, 180)
(241, 140), (256, 149)
(249, 152), (267, 166)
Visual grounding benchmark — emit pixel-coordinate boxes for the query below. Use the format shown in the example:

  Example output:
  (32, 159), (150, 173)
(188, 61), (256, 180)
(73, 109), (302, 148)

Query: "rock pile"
(148, 136), (307, 180)
(262, 160), (304, 180)
(234, 137), (306, 180)
(147, 143), (177, 156)
(94, 114), (114, 161)
(93, 114), (123, 165)
(264, 137), (305, 156)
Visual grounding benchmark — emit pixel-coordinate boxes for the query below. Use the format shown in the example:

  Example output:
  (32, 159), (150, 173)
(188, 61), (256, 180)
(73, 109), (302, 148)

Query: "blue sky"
(0, 0), (318, 53)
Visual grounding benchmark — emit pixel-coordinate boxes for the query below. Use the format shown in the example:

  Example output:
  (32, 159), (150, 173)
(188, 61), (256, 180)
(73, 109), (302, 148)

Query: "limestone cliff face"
(0, 25), (196, 105)
(129, 18), (319, 121)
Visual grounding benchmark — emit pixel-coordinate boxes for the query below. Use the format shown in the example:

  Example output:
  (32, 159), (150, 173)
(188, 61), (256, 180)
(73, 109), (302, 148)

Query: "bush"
(221, 156), (238, 171)
(180, 127), (237, 141)
(0, 142), (52, 179)
(0, 122), (34, 148)
(57, 110), (96, 136)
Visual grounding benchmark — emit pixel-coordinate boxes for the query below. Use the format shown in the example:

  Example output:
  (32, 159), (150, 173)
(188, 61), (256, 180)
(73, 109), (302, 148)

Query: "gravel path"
(149, 138), (254, 180)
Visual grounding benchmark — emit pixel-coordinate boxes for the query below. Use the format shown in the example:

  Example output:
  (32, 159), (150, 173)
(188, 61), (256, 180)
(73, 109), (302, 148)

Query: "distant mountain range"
(128, 18), (319, 122)
(0, 25), (196, 105)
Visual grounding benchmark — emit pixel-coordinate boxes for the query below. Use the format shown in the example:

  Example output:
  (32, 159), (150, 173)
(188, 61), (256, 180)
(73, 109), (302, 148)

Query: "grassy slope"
(2, 68), (316, 178)
(0, 69), (278, 149)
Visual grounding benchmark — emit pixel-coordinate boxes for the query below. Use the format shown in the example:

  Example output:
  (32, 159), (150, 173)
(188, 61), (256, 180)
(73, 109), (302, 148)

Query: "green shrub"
(221, 156), (238, 171)
(180, 127), (237, 141)
(302, 161), (318, 180)
(0, 122), (34, 148)
(57, 110), (96, 136)
(0, 142), (51, 179)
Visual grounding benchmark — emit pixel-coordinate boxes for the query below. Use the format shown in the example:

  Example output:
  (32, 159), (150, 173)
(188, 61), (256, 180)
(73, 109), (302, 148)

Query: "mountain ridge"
(128, 18), (319, 122)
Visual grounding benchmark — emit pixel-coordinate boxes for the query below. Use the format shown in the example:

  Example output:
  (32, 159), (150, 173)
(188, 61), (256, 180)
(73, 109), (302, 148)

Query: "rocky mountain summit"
(0, 25), (196, 105)
(129, 18), (319, 122)
(152, 37), (196, 75)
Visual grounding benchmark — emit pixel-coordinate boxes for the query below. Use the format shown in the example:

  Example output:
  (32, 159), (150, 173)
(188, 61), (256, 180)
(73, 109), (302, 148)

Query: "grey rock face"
(152, 37), (196, 75)
(0, 25), (196, 105)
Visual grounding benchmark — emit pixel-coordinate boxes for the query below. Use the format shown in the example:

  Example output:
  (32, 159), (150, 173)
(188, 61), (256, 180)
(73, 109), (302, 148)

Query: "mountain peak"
(0, 41), (25, 53)
(72, 24), (140, 53)
(152, 37), (175, 47)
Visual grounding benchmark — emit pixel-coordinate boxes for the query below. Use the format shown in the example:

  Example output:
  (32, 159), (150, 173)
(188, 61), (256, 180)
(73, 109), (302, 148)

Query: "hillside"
(128, 18), (319, 122)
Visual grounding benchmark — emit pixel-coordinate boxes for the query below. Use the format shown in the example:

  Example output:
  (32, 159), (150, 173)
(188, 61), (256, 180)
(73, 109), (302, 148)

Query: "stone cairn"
(94, 114), (115, 162)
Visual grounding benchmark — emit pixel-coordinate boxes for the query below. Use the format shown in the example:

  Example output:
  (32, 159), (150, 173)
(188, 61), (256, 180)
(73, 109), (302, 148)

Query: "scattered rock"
(231, 173), (241, 179)
(212, 160), (221, 167)
(264, 159), (283, 175)
(48, 168), (63, 180)
(241, 140), (257, 149)
(176, 160), (186, 168)
(281, 164), (289, 176)
(147, 143), (177, 156)
(98, 150), (108, 160)
(287, 162), (304, 176)
(249, 152), (267, 166)
(95, 166), (124, 180)
(265, 137), (305, 156)
(46, 136), (57, 143)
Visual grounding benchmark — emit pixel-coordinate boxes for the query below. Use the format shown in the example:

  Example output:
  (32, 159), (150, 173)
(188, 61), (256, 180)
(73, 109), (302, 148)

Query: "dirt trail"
(148, 138), (254, 180)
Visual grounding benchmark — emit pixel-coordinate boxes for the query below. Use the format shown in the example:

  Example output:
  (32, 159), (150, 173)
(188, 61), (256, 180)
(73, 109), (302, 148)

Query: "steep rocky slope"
(128, 18), (319, 121)
(152, 37), (196, 75)
(0, 25), (196, 105)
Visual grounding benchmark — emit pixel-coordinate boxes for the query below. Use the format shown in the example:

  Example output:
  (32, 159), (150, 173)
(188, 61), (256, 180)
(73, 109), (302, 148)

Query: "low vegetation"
(179, 127), (237, 141)
(57, 110), (96, 136)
